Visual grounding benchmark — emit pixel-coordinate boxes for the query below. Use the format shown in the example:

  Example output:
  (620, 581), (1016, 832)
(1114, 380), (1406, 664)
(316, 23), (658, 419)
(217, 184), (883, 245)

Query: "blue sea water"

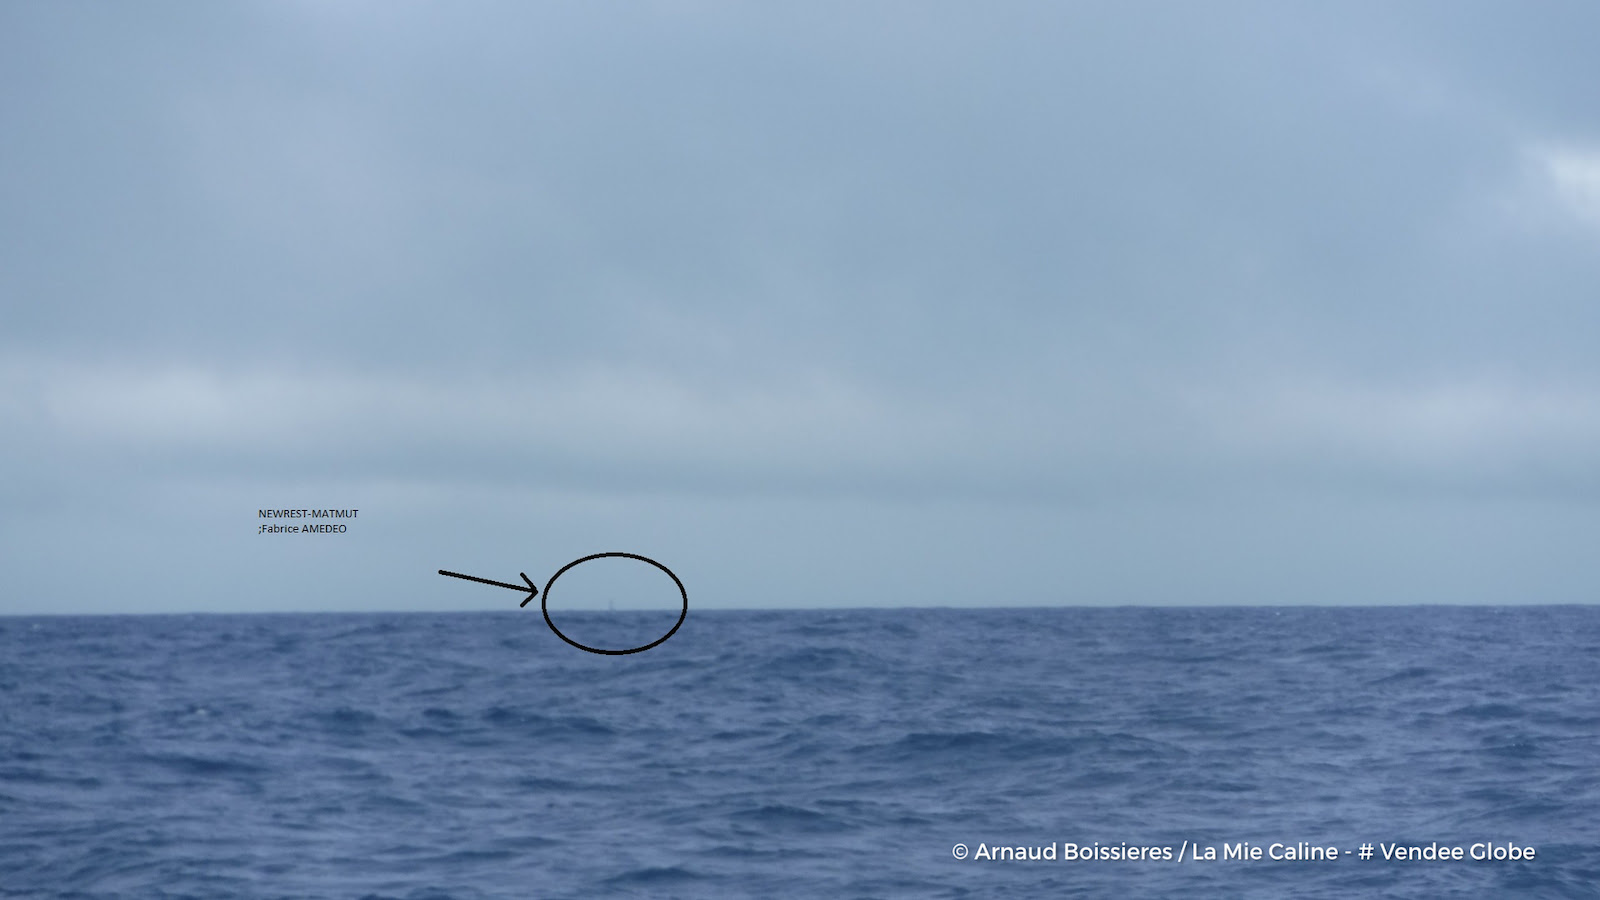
(2, 607), (1599, 899)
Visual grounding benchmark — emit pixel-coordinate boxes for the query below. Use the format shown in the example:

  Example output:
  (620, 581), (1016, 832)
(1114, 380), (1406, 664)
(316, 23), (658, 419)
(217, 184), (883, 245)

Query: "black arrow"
(438, 569), (539, 606)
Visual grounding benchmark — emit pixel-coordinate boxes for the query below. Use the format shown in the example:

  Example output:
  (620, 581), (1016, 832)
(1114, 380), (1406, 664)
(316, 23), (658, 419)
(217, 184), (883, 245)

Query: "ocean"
(2, 607), (1597, 898)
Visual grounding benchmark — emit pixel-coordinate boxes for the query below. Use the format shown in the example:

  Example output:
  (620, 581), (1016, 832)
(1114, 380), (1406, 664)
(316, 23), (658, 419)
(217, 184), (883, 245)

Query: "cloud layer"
(3, 2), (1598, 611)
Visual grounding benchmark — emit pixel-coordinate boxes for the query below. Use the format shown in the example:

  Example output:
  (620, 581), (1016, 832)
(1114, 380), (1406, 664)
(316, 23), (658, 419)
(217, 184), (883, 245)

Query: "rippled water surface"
(3, 607), (1598, 898)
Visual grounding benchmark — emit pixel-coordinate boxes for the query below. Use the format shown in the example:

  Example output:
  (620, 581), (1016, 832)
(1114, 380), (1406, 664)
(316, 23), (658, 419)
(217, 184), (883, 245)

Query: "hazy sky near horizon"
(3, 2), (1598, 613)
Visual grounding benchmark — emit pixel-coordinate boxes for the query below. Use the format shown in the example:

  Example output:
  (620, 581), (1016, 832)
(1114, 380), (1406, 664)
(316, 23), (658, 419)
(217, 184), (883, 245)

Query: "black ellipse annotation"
(437, 553), (688, 656)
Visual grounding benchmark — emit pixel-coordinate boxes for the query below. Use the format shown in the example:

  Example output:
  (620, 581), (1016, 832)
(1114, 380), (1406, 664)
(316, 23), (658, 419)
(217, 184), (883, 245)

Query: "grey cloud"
(2, 2), (1598, 612)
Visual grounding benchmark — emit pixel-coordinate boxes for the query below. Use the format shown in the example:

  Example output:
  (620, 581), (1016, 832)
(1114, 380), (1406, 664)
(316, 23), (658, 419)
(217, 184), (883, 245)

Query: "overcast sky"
(2, 1), (1597, 614)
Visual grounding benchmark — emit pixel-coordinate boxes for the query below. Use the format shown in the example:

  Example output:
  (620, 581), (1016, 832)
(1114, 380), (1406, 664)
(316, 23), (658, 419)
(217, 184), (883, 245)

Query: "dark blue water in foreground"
(3, 607), (1599, 899)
